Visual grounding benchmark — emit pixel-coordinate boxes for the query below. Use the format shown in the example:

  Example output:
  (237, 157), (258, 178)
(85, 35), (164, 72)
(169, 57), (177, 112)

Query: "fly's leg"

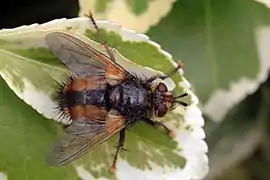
(84, 11), (116, 62)
(143, 118), (175, 138)
(147, 60), (184, 84)
(110, 129), (128, 173)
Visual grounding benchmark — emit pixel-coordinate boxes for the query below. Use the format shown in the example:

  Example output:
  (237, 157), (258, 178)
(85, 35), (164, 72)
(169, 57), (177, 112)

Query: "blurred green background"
(0, 0), (270, 180)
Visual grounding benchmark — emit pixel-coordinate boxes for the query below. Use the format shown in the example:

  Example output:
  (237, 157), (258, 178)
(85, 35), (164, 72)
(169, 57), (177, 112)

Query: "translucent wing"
(45, 32), (127, 85)
(46, 110), (126, 166)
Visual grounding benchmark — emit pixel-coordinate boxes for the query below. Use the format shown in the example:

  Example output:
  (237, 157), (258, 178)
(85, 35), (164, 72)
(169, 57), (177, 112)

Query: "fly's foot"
(109, 164), (116, 173)
(155, 121), (175, 139)
(168, 131), (176, 139)
(114, 145), (129, 152)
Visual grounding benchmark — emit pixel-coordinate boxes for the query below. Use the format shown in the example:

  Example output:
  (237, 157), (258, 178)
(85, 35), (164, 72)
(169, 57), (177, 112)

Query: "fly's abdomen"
(56, 77), (108, 122)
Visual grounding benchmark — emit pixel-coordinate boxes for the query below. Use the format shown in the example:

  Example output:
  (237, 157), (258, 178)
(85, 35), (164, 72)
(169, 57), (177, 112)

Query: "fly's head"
(152, 82), (188, 118)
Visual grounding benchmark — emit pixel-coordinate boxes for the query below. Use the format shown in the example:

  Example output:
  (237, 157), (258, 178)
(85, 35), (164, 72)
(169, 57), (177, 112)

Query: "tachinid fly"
(45, 12), (188, 172)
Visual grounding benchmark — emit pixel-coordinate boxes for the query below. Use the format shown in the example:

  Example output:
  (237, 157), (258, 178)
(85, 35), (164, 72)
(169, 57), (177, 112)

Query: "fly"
(45, 12), (188, 172)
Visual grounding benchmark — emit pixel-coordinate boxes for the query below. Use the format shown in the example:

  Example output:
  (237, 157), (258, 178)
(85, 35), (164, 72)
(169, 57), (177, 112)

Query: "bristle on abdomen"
(54, 73), (74, 122)
(54, 73), (88, 122)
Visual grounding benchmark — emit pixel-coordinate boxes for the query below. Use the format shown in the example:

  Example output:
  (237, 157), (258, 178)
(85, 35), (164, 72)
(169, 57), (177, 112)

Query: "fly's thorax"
(109, 81), (152, 119)
(108, 85), (122, 107)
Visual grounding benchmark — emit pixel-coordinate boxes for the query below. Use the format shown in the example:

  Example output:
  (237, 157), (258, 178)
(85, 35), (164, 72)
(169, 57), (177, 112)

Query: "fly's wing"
(45, 32), (127, 85)
(46, 110), (126, 166)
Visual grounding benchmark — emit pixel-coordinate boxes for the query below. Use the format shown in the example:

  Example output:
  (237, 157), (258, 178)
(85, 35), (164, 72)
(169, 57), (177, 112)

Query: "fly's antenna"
(173, 100), (188, 107)
(173, 92), (188, 100)
(84, 11), (116, 62)
(173, 92), (188, 107)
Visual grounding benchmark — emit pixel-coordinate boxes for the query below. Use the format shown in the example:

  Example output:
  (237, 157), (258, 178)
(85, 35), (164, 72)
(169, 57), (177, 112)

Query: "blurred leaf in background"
(147, 0), (270, 122)
(78, 0), (177, 33)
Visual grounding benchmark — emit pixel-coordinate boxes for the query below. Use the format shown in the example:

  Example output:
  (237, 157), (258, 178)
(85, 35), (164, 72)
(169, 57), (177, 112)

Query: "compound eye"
(157, 82), (167, 93)
(156, 103), (168, 117)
